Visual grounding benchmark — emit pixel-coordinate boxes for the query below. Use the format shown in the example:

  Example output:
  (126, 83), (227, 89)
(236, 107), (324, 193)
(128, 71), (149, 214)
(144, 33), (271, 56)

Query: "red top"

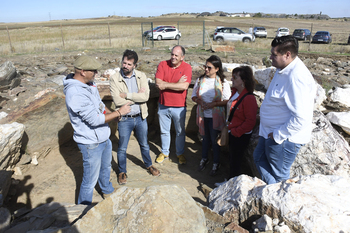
(155, 60), (192, 107)
(228, 88), (258, 137)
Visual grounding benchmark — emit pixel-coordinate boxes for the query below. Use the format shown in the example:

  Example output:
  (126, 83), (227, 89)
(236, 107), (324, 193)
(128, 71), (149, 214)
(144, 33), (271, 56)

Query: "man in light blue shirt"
(63, 56), (131, 204)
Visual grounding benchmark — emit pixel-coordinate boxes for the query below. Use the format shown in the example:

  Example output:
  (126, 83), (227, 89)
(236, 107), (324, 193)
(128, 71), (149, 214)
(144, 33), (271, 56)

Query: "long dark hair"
(232, 66), (255, 93)
(199, 55), (225, 82)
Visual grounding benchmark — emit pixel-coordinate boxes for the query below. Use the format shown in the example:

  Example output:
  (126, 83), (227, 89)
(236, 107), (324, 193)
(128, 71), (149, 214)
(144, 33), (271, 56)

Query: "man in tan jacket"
(110, 49), (160, 185)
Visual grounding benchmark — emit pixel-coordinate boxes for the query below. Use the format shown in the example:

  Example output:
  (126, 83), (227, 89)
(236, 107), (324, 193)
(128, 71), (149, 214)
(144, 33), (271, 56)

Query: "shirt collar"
(278, 56), (299, 74)
(121, 69), (136, 79)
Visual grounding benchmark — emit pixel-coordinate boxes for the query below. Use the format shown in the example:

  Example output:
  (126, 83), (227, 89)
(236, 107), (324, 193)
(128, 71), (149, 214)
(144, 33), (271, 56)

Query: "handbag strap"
(227, 93), (252, 123)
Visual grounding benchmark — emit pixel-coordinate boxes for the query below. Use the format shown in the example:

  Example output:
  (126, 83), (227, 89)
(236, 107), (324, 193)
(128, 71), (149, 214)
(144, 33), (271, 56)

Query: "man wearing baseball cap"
(63, 55), (131, 205)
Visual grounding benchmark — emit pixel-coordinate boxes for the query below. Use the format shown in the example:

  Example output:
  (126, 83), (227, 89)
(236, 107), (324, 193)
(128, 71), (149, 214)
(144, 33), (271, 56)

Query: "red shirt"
(228, 88), (258, 137)
(155, 60), (192, 107)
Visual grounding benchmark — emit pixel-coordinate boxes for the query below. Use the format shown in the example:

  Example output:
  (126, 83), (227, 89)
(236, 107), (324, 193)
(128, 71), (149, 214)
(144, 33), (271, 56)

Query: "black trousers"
(228, 133), (252, 179)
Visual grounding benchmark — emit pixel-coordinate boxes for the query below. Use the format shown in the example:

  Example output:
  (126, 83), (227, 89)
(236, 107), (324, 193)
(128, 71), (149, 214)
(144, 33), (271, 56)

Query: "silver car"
(213, 27), (255, 43)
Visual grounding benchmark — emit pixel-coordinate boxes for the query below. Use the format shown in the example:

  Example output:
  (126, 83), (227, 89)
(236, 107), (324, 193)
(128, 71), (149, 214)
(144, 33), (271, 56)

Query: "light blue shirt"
(121, 70), (141, 116)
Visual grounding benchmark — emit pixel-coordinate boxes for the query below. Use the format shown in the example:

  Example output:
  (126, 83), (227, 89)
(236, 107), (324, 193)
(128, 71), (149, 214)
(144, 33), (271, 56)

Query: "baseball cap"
(74, 56), (102, 70)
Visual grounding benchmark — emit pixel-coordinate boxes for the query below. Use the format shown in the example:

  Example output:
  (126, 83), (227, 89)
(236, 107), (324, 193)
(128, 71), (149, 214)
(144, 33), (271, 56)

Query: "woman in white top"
(192, 55), (231, 176)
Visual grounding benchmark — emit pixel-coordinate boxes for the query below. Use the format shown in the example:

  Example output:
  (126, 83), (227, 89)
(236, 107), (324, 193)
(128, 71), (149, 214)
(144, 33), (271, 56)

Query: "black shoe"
(198, 159), (209, 171)
(210, 163), (220, 176)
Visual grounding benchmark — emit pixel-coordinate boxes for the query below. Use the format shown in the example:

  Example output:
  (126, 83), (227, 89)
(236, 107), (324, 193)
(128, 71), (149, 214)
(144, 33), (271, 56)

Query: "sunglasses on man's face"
(203, 65), (214, 71)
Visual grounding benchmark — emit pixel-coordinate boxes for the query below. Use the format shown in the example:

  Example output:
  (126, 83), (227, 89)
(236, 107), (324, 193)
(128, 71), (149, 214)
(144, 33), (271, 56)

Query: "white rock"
(222, 63), (243, 73)
(254, 67), (276, 89)
(0, 112), (8, 120)
(314, 83), (327, 110)
(328, 86), (350, 107)
(31, 155), (38, 166)
(326, 111), (350, 135)
(274, 224), (291, 233)
(208, 174), (350, 233)
(14, 167), (22, 176)
(292, 110), (350, 178)
(253, 214), (273, 231)
(0, 122), (25, 170)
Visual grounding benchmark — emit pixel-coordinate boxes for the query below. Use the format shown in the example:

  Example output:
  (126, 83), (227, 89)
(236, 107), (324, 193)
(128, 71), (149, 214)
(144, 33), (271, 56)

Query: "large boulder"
(208, 174), (350, 233)
(291, 110), (350, 178)
(0, 61), (21, 91)
(0, 91), (73, 156)
(69, 185), (207, 233)
(0, 122), (25, 170)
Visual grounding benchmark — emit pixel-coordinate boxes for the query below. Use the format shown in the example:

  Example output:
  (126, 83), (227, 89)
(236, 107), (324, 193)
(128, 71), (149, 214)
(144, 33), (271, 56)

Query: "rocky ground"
(1, 46), (350, 219)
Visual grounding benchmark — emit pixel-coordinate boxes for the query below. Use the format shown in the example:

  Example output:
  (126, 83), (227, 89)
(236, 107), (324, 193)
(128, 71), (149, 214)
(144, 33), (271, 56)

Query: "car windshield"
(256, 27), (265, 30)
(279, 28), (288, 32)
(294, 30), (303, 33)
(316, 31), (328, 35)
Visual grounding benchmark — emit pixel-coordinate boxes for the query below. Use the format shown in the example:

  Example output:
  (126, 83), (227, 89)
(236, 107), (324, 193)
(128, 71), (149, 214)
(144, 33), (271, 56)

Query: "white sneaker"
(214, 179), (228, 187)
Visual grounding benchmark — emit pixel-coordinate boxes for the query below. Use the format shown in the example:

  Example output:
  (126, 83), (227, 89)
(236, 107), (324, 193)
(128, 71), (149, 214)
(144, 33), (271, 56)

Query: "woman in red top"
(227, 66), (258, 180)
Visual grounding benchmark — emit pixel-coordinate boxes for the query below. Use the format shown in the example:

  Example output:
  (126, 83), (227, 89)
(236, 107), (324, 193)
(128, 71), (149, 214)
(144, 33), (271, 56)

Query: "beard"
(122, 67), (132, 76)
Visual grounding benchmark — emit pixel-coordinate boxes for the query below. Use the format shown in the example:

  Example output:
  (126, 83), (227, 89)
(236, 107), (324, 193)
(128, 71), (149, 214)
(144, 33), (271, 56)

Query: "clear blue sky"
(1, 0), (349, 23)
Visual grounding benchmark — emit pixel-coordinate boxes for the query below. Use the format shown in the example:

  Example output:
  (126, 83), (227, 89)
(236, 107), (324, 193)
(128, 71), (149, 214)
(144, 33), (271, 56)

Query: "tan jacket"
(109, 69), (149, 119)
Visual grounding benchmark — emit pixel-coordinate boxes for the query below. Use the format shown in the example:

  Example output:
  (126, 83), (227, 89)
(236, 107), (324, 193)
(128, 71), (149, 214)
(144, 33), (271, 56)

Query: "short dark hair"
(172, 45), (185, 56)
(200, 55), (225, 82)
(271, 35), (299, 58)
(232, 66), (255, 93)
(122, 49), (138, 64)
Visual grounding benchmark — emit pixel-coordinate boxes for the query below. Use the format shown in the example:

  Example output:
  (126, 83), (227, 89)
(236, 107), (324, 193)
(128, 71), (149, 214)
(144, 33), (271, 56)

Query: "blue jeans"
(77, 139), (114, 205)
(202, 118), (220, 164)
(117, 116), (152, 173)
(253, 136), (302, 184)
(158, 103), (186, 156)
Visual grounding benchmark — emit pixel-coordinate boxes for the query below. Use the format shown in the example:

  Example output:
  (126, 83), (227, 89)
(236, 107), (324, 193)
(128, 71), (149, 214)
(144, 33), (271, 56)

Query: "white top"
(192, 77), (231, 118)
(259, 57), (316, 144)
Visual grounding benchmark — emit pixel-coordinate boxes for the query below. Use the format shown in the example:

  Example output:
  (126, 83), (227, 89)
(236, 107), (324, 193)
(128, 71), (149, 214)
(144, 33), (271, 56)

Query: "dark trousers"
(229, 133), (252, 179)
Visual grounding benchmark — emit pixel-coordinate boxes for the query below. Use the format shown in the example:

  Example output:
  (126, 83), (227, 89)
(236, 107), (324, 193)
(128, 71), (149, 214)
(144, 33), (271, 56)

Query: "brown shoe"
(118, 172), (127, 185)
(147, 165), (160, 177)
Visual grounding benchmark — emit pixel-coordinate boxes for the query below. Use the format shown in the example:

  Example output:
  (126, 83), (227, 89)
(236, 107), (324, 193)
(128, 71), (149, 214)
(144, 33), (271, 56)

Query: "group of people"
(63, 35), (316, 205)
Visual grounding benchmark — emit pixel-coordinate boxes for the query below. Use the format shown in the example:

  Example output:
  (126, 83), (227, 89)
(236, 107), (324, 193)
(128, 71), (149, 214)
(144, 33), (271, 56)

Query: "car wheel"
(216, 37), (224, 43)
(242, 38), (251, 43)
(175, 35), (180, 40)
(157, 35), (162, 41)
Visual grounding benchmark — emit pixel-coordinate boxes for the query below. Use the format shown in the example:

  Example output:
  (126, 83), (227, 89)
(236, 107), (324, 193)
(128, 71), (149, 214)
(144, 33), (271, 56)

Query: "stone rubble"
(208, 174), (350, 233)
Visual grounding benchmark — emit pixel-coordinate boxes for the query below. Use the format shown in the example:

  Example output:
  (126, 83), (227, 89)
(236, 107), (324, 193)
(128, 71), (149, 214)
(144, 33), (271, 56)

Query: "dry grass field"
(0, 14), (350, 56)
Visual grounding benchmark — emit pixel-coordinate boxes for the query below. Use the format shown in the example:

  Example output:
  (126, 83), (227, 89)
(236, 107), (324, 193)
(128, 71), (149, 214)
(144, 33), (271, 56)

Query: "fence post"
(177, 21), (180, 45)
(6, 26), (14, 53)
(308, 23), (313, 51)
(108, 22), (111, 47)
(60, 24), (65, 49)
(203, 21), (205, 47)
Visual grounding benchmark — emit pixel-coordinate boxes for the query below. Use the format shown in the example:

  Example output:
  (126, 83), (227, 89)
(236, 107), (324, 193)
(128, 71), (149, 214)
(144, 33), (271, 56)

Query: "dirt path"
(7, 130), (231, 212)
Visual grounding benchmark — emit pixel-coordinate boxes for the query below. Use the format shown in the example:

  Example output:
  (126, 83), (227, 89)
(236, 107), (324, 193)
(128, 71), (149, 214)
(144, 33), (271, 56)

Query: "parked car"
(143, 25), (175, 37)
(147, 27), (181, 40)
(253, 27), (267, 38)
(293, 29), (311, 41)
(312, 31), (332, 44)
(348, 34), (350, 44)
(276, 27), (290, 37)
(213, 27), (255, 43)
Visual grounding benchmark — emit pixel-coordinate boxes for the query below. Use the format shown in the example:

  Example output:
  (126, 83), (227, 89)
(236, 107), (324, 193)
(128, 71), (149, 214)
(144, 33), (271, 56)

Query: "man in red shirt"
(155, 45), (192, 164)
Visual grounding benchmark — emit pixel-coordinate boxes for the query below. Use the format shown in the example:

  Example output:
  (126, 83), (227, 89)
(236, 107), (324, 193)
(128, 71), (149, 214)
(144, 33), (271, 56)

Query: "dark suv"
(293, 29), (311, 41)
(348, 34), (350, 44)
